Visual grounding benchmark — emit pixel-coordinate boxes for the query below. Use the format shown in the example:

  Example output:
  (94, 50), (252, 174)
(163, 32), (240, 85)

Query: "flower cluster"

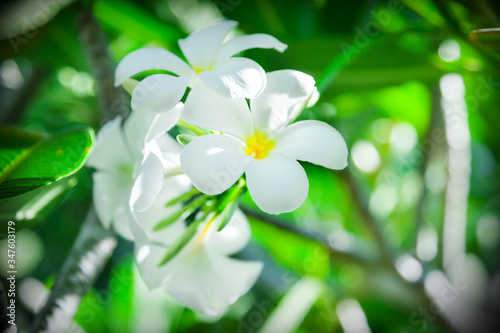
(87, 21), (348, 316)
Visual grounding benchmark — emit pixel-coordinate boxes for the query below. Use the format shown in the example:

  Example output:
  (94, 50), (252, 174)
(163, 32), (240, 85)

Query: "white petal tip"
(246, 154), (309, 215)
(334, 161), (348, 171)
(277, 43), (288, 52)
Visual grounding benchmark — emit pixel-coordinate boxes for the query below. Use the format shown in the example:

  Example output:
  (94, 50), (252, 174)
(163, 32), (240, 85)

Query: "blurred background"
(1, 0), (500, 332)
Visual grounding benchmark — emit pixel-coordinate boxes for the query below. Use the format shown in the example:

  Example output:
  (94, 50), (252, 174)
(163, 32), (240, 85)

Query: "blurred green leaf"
(176, 133), (196, 146)
(250, 218), (330, 278)
(0, 176), (77, 223)
(94, 0), (183, 49)
(74, 289), (110, 333)
(109, 257), (134, 332)
(0, 125), (94, 199)
(158, 216), (205, 266)
(333, 81), (431, 135)
(372, 81), (431, 135)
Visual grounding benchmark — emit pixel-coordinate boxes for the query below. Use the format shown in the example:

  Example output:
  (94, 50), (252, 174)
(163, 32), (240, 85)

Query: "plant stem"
(78, 6), (129, 124)
(239, 205), (375, 266)
(413, 86), (444, 249)
(339, 169), (394, 265)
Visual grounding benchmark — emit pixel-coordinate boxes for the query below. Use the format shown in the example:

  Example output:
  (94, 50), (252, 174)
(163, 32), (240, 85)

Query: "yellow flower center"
(245, 131), (275, 159)
(189, 214), (217, 258)
(193, 66), (213, 75)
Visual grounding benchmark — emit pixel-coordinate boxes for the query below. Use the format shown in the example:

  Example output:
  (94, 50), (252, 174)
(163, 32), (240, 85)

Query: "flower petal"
(164, 245), (263, 316)
(144, 103), (182, 143)
(215, 33), (287, 64)
(112, 201), (134, 240)
(182, 83), (253, 140)
(147, 134), (183, 171)
(123, 111), (157, 158)
(130, 151), (165, 212)
(246, 152), (309, 214)
(136, 213), (262, 315)
(131, 74), (190, 114)
(206, 209), (251, 255)
(129, 206), (178, 289)
(197, 57), (266, 99)
(178, 20), (237, 70)
(251, 70), (316, 134)
(180, 135), (251, 195)
(274, 120), (348, 170)
(134, 176), (191, 243)
(124, 103), (181, 157)
(115, 47), (191, 86)
(135, 242), (173, 289)
(93, 171), (131, 228)
(86, 117), (134, 171)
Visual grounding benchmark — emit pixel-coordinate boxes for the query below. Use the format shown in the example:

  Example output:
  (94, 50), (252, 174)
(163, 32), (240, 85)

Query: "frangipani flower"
(90, 107), (261, 316)
(115, 20), (287, 114)
(131, 209), (263, 316)
(179, 70), (348, 214)
(86, 105), (190, 239)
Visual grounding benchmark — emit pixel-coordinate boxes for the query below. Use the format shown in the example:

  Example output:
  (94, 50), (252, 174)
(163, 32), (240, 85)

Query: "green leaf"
(317, 39), (362, 94)
(0, 125), (94, 199)
(216, 179), (246, 231)
(176, 133), (196, 146)
(0, 176), (77, 222)
(216, 199), (238, 232)
(332, 81), (431, 136)
(250, 217), (330, 279)
(94, 0), (183, 48)
(157, 216), (207, 267)
(165, 186), (201, 207)
(154, 194), (208, 231)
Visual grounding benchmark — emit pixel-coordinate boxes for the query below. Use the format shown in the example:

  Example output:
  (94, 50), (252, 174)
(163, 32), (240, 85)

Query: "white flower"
(131, 209), (263, 316)
(179, 70), (348, 214)
(115, 20), (287, 113)
(86, 105), (190, 239)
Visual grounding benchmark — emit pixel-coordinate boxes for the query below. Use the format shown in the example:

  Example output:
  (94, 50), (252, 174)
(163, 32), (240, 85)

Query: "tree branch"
(413, 85), (445, 249)
(29, 206), (117, 332)
(30, 6), (127, 331)
(239, 205), (375, 266)
(339, 169), (394, 265)
(77, 6), (129, 124)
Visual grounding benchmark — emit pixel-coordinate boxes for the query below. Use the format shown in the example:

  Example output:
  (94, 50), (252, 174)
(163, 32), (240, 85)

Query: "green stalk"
(154, 194), (207, 231)
(165, 186), (201, 207)
(157, 210), (212, 266)
(177, 119), (209, 137)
